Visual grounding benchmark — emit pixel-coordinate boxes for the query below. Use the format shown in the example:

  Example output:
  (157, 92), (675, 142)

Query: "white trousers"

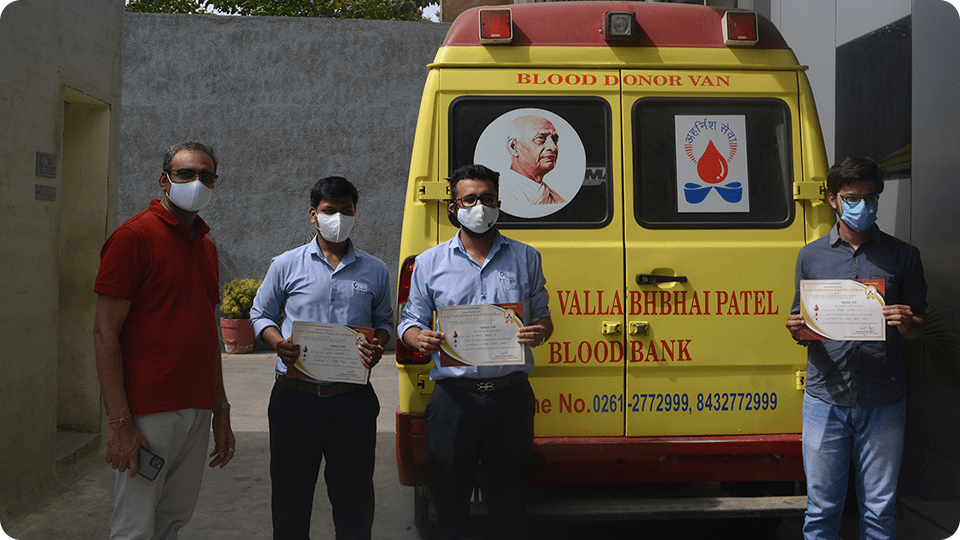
(111, 408), (211, 540)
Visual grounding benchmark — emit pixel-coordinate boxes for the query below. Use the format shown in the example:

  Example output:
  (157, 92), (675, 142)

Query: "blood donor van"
(396, 2), (836, 534)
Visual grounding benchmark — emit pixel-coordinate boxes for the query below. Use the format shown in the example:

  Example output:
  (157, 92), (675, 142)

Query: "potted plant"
(220, 278), (263, 354)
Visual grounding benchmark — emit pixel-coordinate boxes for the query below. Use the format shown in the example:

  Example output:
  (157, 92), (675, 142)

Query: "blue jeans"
(802, 393), (906, 540)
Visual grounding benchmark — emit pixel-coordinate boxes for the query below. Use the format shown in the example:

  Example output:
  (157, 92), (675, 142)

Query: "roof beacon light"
(605, 11), (635, 40)
(479, 8), (513, 45)
(722, 11), (759, 46)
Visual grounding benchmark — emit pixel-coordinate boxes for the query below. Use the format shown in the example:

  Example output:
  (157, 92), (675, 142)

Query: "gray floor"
(0, 353), (831, 540)
(1, 353), (422, 540)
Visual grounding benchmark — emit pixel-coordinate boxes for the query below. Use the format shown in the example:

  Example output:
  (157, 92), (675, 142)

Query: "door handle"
(629, 321), (650, 336)
(636, 274), (688, 285)
(601, 321), (622, 335)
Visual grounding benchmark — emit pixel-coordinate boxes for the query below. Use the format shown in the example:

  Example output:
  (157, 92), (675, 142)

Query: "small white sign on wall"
(675, 115), (749, 213)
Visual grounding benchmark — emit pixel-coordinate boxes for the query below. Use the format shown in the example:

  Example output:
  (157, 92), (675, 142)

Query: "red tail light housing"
(722, 11), (759, 46)
(479, 8), (513, 44)
(396, 255), (432, 364)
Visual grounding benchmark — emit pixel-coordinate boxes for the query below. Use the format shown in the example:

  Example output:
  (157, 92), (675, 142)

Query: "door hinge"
(793, 179), (825, 200)
(417, 179), (450, 201)
(417, 374), (435, 395)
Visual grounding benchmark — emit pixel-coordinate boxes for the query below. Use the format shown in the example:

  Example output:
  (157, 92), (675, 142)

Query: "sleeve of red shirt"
(95, 226), (146, 301)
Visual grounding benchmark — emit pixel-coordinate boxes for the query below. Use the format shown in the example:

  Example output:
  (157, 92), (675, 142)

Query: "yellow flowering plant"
(220, 278), (263, 319)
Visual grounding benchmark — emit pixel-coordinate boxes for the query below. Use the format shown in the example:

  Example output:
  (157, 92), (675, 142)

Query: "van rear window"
(449, 97), (613, 228)
(632, 98), (794, 229)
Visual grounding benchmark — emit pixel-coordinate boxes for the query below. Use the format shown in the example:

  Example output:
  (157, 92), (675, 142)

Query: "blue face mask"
(840, 199), (878, 232)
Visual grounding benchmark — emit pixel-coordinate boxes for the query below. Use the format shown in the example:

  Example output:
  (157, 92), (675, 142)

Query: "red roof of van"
(442, 2), (790, 50)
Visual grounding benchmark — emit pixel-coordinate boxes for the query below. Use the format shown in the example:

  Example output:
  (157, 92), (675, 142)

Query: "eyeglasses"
(838, 193), (880, 204)
(452, 194), (498, 207)
(166, 168), (218, 185)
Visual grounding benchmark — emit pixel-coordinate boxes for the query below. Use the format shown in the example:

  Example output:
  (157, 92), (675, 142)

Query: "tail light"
(722, 11), (759, 46)
(396, 255), (432, 364)
(479, 8), (512, 44)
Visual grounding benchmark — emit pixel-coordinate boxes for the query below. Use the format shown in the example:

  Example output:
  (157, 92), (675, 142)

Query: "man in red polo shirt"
(94, 142), (235, 540)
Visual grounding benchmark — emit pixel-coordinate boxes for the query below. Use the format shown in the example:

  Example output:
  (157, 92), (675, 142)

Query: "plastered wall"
(119, 14), (450, 319)
(0, 0), (123, 511)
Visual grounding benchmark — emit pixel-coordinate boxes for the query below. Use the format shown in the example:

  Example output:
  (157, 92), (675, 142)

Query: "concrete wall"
(120, 13), (450, 337)
(0, 0), (123, 512)
(901, 2), (960, 537)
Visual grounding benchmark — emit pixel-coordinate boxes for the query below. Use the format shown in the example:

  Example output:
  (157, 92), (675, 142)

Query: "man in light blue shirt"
(398, 164), (552, 540)
(250, 176), (392, 540)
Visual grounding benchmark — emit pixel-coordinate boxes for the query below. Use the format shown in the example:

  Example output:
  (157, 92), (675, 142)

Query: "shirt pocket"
(342, 280), (375, 323)
(496, 270), (523, 298)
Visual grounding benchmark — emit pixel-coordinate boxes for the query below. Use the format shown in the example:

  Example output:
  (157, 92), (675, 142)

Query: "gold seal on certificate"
(799, 280), (886, 341)
(436, 303), (524, 367)
(289, 321), (374, 384)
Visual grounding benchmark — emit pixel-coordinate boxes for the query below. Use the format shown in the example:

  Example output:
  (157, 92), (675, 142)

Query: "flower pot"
(221, 318), (254, 354)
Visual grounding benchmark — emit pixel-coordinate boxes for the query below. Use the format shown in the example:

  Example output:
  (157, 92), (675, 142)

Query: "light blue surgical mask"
(840, 199), (878, 232)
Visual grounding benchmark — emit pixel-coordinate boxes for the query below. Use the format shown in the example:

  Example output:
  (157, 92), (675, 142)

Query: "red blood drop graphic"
(697, 140), (728, 184)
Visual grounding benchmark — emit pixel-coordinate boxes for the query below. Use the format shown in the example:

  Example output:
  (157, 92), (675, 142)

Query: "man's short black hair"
(163, 142), (218, 173)
(310, 176), (359, 208)
(826, 156), (885, 195)
(448, 164), (500, 200)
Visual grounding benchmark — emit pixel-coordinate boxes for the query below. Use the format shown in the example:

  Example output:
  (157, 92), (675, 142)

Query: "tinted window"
(632, 98), (794, 229)
(449, 97), (612, 228)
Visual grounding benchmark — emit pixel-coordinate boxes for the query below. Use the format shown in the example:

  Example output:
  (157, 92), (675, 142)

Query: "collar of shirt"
(449, 229), (507, 268)
(148, 198), (210, 238)
(308, 237), (357, 272)
(829, 222), (878, 249)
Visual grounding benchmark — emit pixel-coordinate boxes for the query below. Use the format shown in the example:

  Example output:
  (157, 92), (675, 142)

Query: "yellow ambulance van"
(396, 1), (836, 533)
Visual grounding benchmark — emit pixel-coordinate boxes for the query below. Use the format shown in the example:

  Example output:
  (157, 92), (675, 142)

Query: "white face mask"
(457, 204), (499, 234)
(165, 173), (213, 212)
(315, 212), (356, 243)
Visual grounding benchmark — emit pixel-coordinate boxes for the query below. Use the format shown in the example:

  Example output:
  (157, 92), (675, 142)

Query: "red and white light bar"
(479, 8), (512, 44)
(722, 10), (759, 46)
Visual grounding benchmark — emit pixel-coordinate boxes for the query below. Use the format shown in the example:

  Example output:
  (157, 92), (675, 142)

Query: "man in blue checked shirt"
(399, 164), (553, 540)
(786, 157), (927, 540)
(250, 176), (392, 540)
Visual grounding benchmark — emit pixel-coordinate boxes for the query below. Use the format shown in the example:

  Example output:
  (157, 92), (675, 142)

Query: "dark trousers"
(425, 379), (536, 540)
(268, 380), (380, 540)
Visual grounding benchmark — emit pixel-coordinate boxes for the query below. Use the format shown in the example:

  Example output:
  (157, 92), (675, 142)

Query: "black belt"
(437, 372), (528, 393)
(276, 374), (365, 397)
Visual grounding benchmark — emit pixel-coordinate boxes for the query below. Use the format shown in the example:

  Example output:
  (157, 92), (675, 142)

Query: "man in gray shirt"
(786, 156), (927, 539)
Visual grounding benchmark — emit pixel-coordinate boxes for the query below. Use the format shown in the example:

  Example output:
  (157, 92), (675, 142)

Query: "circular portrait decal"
(474, 108), (586, 219)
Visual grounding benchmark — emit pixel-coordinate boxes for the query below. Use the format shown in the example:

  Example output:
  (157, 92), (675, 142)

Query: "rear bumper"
(396, 408), (803, 486)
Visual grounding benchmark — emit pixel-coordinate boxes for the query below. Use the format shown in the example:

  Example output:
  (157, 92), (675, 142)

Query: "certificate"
(289, 321), (374, 384)
(436, 303), (524, 367)
(799, 280), (886, 341)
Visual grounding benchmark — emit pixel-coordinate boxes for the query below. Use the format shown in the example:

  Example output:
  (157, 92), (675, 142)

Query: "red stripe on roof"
(443, 2), (789, 49)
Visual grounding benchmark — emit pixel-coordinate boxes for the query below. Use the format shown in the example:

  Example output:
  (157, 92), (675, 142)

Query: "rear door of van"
(621, 69), (806, 438)
(439, 67), (807, 441)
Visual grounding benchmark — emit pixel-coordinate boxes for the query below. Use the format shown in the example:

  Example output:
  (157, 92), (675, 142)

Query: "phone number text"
(588, 392), (779, 414)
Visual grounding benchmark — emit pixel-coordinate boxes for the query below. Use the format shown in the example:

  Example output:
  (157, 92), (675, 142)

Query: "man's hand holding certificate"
(799, 280), (886, 341)
(288, 321), (375, 384)
(436, 303), (524, 367)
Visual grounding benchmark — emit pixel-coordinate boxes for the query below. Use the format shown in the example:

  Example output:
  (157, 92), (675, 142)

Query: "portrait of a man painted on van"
(503, 115), (564, 206)
(474, 108), (586, 219)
